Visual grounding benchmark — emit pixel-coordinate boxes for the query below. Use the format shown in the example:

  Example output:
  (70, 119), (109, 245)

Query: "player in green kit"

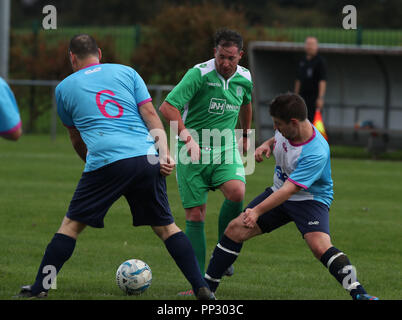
(159, 29), (253, 295)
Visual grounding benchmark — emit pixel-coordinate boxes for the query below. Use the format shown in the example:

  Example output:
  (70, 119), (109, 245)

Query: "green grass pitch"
(0, 134), (401, 300)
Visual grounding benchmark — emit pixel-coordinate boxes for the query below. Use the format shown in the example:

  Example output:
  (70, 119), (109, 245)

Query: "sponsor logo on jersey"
(208, 98), (240, 114)
(308, 221), (320, 225)
(275, 166), (289, 182)
(236, 86), (243, 97)
(225, 104), (240, 111)
(84, 67), (101, 75)
(209, 98), (226, 114)
(207, 82), (222, 87)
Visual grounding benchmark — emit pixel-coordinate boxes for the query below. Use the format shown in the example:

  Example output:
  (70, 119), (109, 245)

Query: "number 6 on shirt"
(96, 90), (124, 119)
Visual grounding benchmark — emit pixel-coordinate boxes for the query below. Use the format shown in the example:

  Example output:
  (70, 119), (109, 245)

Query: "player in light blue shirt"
(204, 93), (378, 300)
(0, 77), (22, 141)
(56, 62), (157, 172)
(271, 125), (333, 208)
(17, 34), (215, 300)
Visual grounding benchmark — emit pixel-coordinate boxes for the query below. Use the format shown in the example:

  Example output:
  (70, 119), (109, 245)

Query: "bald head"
(68, 34), (102, 72)
(69, 34), (99, 60)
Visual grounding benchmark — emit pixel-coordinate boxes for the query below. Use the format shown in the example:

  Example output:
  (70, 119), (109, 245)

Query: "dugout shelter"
(248, 41), (402, 152)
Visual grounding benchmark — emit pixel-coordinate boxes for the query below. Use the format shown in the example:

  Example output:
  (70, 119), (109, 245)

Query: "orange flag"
(313, 110), (328, 141)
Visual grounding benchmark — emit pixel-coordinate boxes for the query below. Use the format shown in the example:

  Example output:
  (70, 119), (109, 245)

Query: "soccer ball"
(116, 259), (152, 295)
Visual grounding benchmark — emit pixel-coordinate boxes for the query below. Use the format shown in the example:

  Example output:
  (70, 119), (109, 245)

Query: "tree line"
(12, 0), (402, 29)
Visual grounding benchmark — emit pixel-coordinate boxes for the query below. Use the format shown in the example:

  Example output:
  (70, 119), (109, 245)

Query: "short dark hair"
(269, 93), (308, 123)
(214, 28), (243, 51)
(69, 34), (99, 59)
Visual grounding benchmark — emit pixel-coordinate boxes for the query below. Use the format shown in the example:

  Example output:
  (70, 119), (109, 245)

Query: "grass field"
(0, 134), (401, 300)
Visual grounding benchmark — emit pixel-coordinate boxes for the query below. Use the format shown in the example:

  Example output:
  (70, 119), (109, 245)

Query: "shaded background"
(5, 0), (402, 152)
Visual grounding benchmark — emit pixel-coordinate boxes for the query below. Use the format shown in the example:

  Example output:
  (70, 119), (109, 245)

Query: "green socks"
(185, 199), (243, 276)
(185, 220), (206, 275)
(218, 199), (244, 241)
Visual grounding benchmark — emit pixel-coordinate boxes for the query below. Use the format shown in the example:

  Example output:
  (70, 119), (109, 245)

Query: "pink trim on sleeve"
(0, 121), (22, 135)
(288, 178), (308, 190)
(138, 98), (153, 107)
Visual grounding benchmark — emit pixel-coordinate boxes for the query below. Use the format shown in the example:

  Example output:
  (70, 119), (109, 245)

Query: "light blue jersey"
(56, 63), (157, 172)
(272, 126), (334, 208)
(0, 77), (21, 135)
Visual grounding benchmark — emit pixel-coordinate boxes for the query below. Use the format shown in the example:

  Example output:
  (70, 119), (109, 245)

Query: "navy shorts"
(66, 155), (174, 228)
(246, 187), (330, 237)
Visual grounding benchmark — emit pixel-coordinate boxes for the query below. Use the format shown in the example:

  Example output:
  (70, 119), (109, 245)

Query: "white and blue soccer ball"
(116, 259), (152, 295)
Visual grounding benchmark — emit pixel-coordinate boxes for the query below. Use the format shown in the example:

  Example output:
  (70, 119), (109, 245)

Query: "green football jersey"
(165, 58), (253, 148)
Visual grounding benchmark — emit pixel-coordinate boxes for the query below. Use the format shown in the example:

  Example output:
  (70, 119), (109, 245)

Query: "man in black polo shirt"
(294, 36), (327, 122)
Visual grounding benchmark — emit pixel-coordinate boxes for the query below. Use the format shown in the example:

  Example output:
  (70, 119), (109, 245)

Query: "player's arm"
(159, 101), (200, 162)
(1, 126), (22, 141)
(239, 102), (252, 133)
(67, 127), (87, 163)
(0, 84), (22, 141)
(294, 62), (302, 94)
(239, 102), (252, 154)
(316, 80), (327, 110)
(140, 101), (175, 176)
(159, 68), (202, 161)
(159, 68), (199, 139)
(294, 80), (301, 94)
(316, 58), (327, 111)
(243, 180), (301, 228)
(159, 101), (191, 142)
(245, 151), (328, 228)
(56, 86), (86, 161)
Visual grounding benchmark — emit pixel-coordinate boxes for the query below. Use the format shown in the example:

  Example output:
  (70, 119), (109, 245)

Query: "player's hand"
(159, 155), (176, 176)
(242, 208), (259, 229)
(185, 137), (201, 163)
(316, 98), (324, 111)
(255, 144), (271, 163)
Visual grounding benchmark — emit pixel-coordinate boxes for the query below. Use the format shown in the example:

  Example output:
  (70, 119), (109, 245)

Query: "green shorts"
(176, 144), (246, 208)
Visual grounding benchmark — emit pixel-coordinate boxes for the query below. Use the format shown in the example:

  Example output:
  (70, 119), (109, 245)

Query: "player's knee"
(58, 217), (86, 240)
(225, 187), (245, 203)
(304, 232), (332, 260)
(224, 218), (246, 242)
(152, 223), (181, 241)
(185, 207), (206, 222)
(313, 242), (334, 260)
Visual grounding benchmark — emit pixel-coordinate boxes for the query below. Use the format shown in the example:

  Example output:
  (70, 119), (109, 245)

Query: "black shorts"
(66, 156), (174, 228)
(246, 188), (330, 237)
